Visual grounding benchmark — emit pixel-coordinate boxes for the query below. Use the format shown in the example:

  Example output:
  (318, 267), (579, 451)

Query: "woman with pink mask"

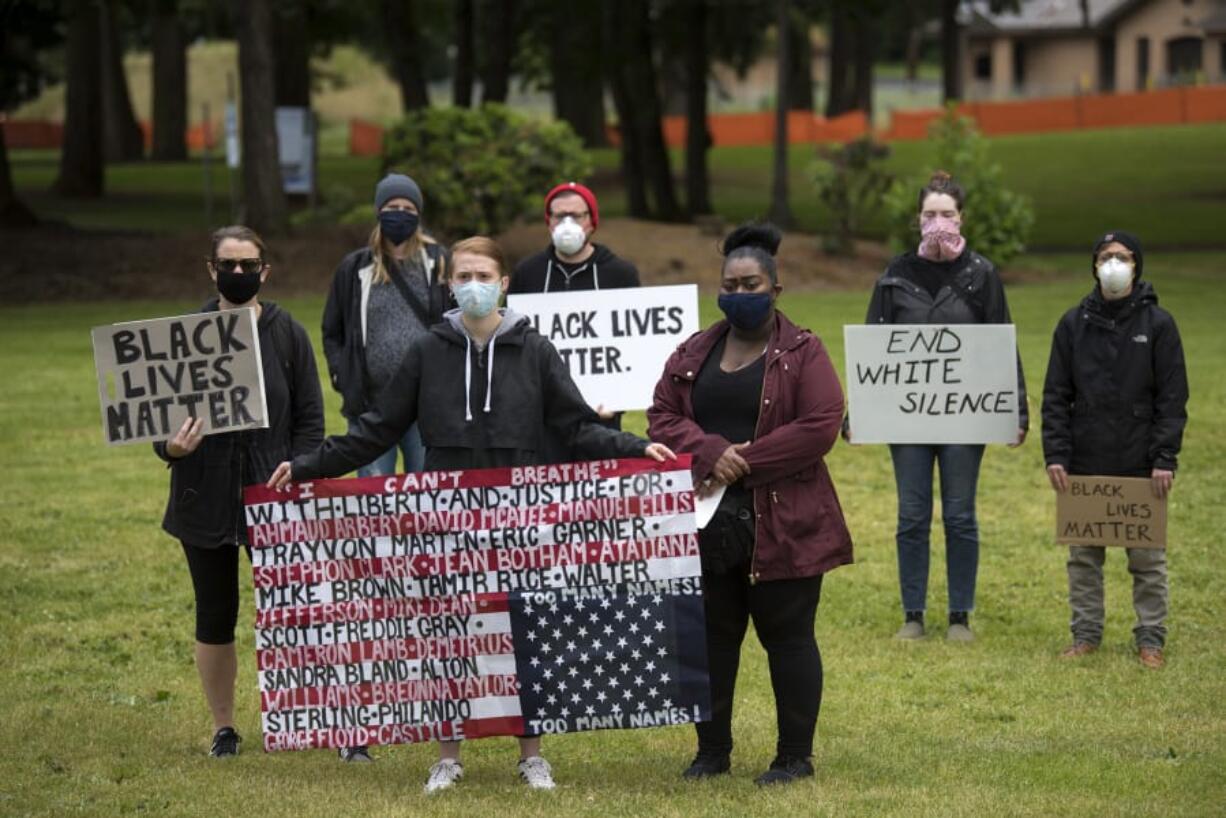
(855, 170), (1028, 642)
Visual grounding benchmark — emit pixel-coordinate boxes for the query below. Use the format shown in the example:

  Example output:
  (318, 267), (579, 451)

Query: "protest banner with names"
(1055, 475), (1167, 548)
(507, 285), (699, 412)
(91, 308), (268, 446)
(844, 323), (1019, 444)
(243, 456), (710, 752)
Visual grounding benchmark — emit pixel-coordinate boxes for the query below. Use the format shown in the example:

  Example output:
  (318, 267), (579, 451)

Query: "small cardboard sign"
(91, 308), (268, 446)
(1055, 475), (1166, 549)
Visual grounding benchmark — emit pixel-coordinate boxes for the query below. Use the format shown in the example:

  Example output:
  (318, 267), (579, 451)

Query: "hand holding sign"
(1151, 468), (1173, 499)
(267, 461), (293, 491)
(644, 443), (677, 463)
(165, 416), (206, 459)
(711, 443), (751, 486)
(1046, 463), (1070, 493)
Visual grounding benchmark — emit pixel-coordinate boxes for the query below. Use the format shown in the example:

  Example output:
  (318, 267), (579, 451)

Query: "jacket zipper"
(747, 340), (779, 586)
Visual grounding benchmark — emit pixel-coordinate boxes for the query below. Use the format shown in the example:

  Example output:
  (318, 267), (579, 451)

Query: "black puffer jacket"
(865, 249), (1029, 429)
(292, 309), (647, 479)
(155, 300), (325, 547)
(1041, 281), (1187, 476)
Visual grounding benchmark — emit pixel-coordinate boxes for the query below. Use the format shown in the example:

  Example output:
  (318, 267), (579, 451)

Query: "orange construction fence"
(3, 118), (219, 152)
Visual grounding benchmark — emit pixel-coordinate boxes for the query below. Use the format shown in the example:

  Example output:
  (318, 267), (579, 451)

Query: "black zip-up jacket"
(292, 310), (648, 479)
(1041, 281), (1187, 476)
(321, 244), (452, 417)
(155, 300), (325, 548)
(865, 249), (1029, 430)
(508, 243), (641, 293)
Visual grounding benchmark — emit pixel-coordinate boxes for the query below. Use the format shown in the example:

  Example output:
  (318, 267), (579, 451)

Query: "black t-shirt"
(691, 336), (765, 495)
(908, 256), (958, 299)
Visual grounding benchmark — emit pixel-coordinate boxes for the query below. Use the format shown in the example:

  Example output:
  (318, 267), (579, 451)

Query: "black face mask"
(215, 266), (263, 304)
(378, 210), (420, 245)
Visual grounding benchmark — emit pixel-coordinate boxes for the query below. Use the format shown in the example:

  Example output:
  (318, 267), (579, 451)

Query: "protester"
(155, 226), (324, 758)
(849, 170), (1028, 643)
(268, 236), (675, 791)
(647, 222), (852, 786)
(321, 173), (451, 478)
(1041, 231), (1188, 669)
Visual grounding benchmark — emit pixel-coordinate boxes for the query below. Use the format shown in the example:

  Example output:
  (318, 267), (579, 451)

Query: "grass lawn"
(1, 254), (1223, 816)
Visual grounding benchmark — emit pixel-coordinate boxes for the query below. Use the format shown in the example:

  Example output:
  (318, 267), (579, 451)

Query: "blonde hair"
(367, 224), (441, 285)
(448, 236), (507, 281)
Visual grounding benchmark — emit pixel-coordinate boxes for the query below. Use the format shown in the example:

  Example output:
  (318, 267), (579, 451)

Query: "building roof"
(961, 0), (1139, 35)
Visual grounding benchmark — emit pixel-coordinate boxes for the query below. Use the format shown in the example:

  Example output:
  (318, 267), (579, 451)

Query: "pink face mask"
(918, 216), (966, 262)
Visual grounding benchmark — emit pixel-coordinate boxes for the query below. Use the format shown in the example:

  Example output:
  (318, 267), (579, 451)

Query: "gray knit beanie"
(374, 173), (423, 213)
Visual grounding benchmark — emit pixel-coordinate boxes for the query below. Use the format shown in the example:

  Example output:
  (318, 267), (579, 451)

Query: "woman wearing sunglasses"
(154, 226), (324, 759)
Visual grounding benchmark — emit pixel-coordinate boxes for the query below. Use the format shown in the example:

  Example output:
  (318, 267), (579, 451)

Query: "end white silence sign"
(507, 285), (699, 412)
(91, 308), (269, 446)
(844, 324), (1018, 444)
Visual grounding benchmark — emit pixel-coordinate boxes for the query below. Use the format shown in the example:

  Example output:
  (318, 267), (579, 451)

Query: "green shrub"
(884, 106), (1035, 266)
(381, 104), (592, 239)
(810, 138), (893, 256)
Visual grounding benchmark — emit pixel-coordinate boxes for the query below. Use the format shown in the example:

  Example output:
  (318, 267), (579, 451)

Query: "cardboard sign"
(1056, 475), (1166, 548)
(844, 323), (1019, 444)
(507, 285), (699, 412)
(243, 456), (709, 752)
(91, 308), (268, 446)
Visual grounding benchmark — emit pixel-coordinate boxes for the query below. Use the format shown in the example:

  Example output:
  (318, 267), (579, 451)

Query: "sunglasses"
(210, 258), (264, 274)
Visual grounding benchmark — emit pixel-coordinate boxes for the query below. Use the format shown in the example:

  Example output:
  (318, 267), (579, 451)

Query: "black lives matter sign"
(91, 308), (268, 445)
(1056, 475), (1167, 548)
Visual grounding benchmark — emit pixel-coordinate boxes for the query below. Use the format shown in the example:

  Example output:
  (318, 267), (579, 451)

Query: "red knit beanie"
(544, 182), (599, 228)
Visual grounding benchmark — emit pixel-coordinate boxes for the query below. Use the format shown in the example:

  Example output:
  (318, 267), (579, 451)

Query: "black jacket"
(866, 250), (1029, 430)
(508, 243), (641, 293)
(321, 244), (452, 417)
(292, 310), (648, 479)
(1041, 281), (1187, 476)
(155, 300), (325, 548)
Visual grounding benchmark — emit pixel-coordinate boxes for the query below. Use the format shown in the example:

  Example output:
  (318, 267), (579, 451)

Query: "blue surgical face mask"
(378, 210), (419, 245)
(452, 280), (502, 319)
(717, 292), (773, 331)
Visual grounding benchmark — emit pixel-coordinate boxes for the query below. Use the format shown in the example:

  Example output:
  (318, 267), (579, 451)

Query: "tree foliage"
(810, 137), (892, 255)
(381, 104), (591, 239)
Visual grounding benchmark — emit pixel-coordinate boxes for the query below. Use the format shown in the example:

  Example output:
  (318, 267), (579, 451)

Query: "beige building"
(961, 0), (1226, 99)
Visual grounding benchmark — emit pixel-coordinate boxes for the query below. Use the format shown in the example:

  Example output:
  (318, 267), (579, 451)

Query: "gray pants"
(1067, 546), (1167, 648)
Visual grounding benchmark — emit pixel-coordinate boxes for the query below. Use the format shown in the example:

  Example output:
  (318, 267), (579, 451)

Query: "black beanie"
(1091, 230), (1143, 280)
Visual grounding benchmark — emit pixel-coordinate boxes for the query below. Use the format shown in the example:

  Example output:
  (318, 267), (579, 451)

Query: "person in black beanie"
(1042, 230), (1188, 669)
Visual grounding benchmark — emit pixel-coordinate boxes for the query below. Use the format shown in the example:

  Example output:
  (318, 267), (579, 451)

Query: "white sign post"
(844, 323), (1019, 444)
(508, 285), (699, 412)
(275, 106), (315, 196)
(91, 308), (269, 446)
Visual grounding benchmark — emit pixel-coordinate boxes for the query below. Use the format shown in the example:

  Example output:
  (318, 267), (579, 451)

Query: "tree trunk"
(768, 0), (792, 227)
(100, 0), (144, 161)
(453, 0), (475, 107)
(614, 0), (682, 222)
(274, 1), (312, 108)
(941, 0), (962, 102)
(54, 0), (105, 197)
(0, 127), (38, 225)
(602, 3), (647, 218)
(825, 0), (853, 116)
(851, 8), (875, 119)
(382, 0), (430, 111)
(904, 2), (922, 85)
(151, 0), (188, 161)
(785, 11), (813, 110)
(684, 0), (712, 215)
(237, 0), (288, 234)
(550, 3), (606, 146)
(479, 0), (516, 104)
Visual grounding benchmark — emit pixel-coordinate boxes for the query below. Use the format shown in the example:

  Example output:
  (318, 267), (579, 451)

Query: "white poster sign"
(508, 285), (699, 412)
(224, 102), (240, 169)
(844, 323), (1019, 444)
(275, 106), (315, 195)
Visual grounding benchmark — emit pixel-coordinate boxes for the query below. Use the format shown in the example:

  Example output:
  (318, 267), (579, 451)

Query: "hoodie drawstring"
(484, 335), (496, 414)
(545, 258), (598, 292)
(463, 334), (474, 422)
(544, 260), (552, 293)
(592, 262), (599, 290)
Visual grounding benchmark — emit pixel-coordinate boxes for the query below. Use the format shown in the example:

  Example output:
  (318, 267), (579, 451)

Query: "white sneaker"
(423, 759), (463, 794)
(517, 756), (556, 790)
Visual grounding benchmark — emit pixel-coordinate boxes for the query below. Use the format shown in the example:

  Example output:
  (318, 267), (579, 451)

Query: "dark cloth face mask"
(378, 210), (420, 245)
(215, 265), (263, 304)
(717, 292), (773, 331)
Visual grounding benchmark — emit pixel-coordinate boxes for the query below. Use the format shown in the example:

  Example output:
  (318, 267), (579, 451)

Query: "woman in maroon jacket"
(647, 223), (852, 786)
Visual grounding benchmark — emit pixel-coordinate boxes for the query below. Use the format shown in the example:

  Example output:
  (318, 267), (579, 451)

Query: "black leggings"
(697, 568), (824, 759)
(181, 542), (250, 645)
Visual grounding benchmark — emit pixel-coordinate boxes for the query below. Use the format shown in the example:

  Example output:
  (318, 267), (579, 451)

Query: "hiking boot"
(754, 755), (814, 786)
(682, 752), (731, 780)
(517, 756), (556, 790)
(1138, 646), (1165, 669)
(338, 745), (374, 763)
(895, 620), (925, 640)
(209, 727), (241, 759)
(423, 758), (463, 794)
(1059, 642), (1097, 659)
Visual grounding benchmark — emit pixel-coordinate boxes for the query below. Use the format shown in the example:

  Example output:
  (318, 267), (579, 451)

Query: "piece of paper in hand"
(694, 484), (727, 529)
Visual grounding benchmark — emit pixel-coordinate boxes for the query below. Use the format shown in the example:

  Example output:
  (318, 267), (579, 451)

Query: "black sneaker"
(209, 727), (241, 758)
(754, 755), (813, 786)
(682, 751), (731, 779)
(338, 745), (374, 763)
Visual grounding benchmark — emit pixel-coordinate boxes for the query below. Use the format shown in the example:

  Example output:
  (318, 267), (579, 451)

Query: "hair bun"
(721, 221), (783, 256)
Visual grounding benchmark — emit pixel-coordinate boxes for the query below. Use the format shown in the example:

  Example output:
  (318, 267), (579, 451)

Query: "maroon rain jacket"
(647, 311), (853, 583)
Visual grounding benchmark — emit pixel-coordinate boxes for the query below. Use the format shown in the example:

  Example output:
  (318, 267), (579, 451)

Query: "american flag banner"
(242, 456), (710, 752)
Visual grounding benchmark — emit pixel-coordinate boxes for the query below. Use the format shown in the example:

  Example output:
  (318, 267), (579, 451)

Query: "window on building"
(1166, 37), (1204, 84)
(1098, 37), (1116, 92)
(1012, 41), (1026, 89)
(974, 52), (992, 80)
(1137, 37), (1150, 90)
(1221, 41), (1226, 78)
